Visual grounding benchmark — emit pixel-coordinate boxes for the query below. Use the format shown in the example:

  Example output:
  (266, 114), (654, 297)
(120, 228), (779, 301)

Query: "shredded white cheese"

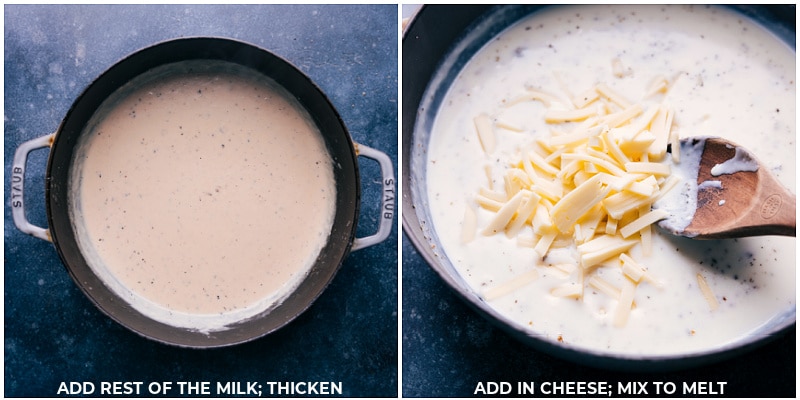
(472, 77), (683, 327)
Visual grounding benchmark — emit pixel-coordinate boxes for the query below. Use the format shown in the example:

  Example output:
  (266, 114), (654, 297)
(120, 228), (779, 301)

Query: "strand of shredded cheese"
(483, 269), (540, 301)
(696, 273), (720, 311)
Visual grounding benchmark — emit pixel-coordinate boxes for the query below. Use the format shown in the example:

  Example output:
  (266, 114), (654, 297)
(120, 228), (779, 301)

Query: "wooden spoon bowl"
(660, 137), (795, 239)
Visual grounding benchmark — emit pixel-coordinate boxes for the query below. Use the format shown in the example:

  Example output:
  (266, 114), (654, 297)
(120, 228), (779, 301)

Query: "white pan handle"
(351, 143), (395, 251)
(11, 133), (54, 242)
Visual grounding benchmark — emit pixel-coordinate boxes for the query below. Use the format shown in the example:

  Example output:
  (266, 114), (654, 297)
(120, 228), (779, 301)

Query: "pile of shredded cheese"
(462, 75), (706, 327)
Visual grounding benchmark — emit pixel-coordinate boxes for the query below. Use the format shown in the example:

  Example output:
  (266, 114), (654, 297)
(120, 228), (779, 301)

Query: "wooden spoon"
(655, 136), (795, 239)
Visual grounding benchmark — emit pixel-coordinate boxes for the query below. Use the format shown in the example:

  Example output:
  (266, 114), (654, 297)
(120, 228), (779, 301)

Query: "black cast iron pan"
(12, 37), (394, 348)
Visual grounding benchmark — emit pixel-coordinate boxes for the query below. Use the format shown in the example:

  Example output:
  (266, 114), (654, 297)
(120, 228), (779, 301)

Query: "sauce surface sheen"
(71, 61), (337, 332)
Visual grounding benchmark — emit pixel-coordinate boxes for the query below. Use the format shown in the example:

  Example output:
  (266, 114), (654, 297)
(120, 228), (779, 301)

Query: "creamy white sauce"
(698, 180), (723, 190)
(710, 145), (760, 176)
(656, 139), (706, 234)
(425, 5), (795, 356)
(70, 61), (336, 333)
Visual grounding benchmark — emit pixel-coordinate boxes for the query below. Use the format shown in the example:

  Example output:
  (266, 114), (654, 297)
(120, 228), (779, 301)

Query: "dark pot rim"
(40, 37), (361, 348)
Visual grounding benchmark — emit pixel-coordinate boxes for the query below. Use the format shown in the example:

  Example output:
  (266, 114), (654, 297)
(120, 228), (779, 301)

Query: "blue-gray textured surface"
(5, 4), (397, 397)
